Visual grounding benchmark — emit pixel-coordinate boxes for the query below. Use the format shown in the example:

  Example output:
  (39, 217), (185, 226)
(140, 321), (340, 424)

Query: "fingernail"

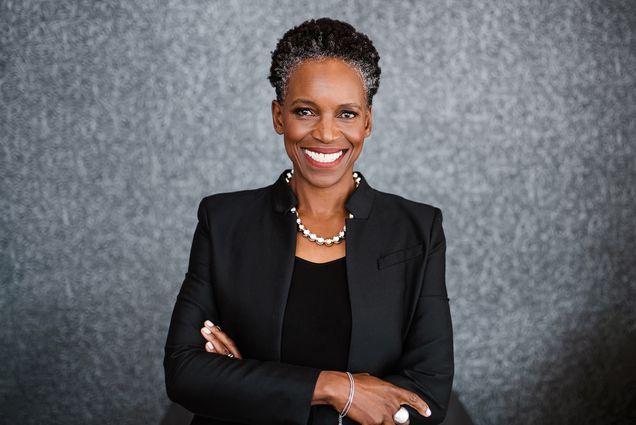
(425, 408), (431, 417)
(205, 320), (214, 328)
(206, 341), (214, 350)
(202, 327), (211, 334)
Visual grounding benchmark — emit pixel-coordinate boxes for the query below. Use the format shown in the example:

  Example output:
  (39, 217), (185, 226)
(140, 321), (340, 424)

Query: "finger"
(204, 321), (243, 359)
(200, 327), (229, 355)
(205, 321), (243, 359)
(399, 391), (431, 418)
(201, 324), (239, 359)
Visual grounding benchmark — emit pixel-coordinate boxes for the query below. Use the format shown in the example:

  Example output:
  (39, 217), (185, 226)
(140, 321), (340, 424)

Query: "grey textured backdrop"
(1, 0), (635, 424)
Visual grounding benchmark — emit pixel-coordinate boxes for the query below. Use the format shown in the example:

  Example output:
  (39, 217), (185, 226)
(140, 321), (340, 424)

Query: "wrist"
(312, 371), (349, 407)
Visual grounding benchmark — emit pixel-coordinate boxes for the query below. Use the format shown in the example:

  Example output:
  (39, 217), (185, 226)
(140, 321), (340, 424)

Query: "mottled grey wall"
(1, 0), (635, 424)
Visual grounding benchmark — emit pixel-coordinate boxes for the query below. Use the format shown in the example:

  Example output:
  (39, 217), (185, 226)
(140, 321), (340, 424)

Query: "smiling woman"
(164, 17), (453, 425)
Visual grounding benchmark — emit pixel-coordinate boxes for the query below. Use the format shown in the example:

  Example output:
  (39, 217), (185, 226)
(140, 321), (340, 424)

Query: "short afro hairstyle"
(268, 17), (381, 106)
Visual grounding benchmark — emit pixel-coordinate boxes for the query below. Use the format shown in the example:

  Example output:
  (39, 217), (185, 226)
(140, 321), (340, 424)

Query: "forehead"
(285, 58), (366, 105)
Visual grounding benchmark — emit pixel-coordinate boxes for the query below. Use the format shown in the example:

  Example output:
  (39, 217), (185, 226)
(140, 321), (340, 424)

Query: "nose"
(311, 115), (338, 143)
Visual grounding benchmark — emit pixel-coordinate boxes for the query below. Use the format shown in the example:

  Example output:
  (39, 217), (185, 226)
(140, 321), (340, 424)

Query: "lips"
(301, 147), (348, 168)
(301, 147), (347, 154)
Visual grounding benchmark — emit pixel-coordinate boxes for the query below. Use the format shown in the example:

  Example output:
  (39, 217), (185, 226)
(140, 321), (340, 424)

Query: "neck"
(289, 170), (355, 218)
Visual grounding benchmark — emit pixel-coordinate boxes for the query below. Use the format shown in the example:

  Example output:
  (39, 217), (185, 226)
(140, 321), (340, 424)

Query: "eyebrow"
(290, 98), (362, 109)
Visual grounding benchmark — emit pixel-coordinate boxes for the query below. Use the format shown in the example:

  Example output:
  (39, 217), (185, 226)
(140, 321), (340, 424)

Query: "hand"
(331, 372), (431, 425)
(200, 320), (243, 359)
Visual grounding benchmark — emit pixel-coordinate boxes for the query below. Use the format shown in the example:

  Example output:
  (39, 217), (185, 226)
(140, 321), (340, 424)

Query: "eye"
(340, 110), (358, 119)
(293, 107), (314, 117)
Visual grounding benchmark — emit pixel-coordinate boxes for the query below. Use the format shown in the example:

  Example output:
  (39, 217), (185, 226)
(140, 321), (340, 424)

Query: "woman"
(164, 18), (453, 425)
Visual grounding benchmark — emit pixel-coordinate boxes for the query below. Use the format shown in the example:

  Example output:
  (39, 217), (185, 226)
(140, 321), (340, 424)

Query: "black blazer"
(164, 169), (454, 425)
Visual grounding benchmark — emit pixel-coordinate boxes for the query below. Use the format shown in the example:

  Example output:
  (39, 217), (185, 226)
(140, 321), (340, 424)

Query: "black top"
(281, 255), (352, 372)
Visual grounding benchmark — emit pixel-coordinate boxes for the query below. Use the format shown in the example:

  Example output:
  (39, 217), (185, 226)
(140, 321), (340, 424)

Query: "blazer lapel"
(343, 174), (386, 373)
(242, 176), (297, 361)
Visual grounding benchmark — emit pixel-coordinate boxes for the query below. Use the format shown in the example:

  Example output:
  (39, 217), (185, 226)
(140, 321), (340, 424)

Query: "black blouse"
(281, 255), (352, 372)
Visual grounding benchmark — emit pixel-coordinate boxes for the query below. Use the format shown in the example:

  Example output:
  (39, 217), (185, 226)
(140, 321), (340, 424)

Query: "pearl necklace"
(285, 169), (361, 246)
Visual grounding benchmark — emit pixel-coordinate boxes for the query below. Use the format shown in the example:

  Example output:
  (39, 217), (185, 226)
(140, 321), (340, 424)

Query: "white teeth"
(303, 149), (344, 163)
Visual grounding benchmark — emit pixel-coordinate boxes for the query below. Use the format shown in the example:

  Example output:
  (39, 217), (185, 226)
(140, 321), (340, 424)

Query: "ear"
(364, 105), (373, 138)
(271, 100), (284, 135)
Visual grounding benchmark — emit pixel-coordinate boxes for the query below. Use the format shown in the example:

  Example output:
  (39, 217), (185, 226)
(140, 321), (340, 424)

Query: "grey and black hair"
(268, 17), (381, 106)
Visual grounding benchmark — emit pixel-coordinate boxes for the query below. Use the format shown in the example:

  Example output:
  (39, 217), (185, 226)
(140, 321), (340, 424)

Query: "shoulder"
(195, 183), (273, 225)
(200, 185), (270, 212)
(371, 187), (445, 253)
(371, 186), (443, 226)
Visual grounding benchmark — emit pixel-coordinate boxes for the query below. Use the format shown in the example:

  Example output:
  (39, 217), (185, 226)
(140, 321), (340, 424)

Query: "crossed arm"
(163, 200), (453, 424)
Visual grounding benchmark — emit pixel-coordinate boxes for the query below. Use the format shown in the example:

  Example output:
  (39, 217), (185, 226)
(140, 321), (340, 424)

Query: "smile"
(302, 148), (347, 166)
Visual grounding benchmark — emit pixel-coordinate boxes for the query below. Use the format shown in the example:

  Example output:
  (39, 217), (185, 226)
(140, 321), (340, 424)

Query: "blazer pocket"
(377, 243), (425, 270)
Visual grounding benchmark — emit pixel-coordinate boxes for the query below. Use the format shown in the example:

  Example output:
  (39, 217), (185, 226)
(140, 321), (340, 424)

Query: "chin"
(311, 170), (356, 188)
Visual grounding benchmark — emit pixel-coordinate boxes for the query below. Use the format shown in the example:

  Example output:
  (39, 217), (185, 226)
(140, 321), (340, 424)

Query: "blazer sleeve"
(379, 207), (454, 424)
(163, 198), (323, 425)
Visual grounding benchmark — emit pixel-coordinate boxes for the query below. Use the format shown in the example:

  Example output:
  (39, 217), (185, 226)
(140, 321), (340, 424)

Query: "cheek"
(283, 121), (312, 144)
(341, 124), (368, 145)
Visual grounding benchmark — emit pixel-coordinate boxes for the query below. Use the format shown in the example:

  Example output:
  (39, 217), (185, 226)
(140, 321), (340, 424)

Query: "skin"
(198, 57), (431, 424)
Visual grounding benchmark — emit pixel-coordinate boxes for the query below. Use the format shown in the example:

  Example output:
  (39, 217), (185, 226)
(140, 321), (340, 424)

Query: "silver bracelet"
(338, 372), (355, 424)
